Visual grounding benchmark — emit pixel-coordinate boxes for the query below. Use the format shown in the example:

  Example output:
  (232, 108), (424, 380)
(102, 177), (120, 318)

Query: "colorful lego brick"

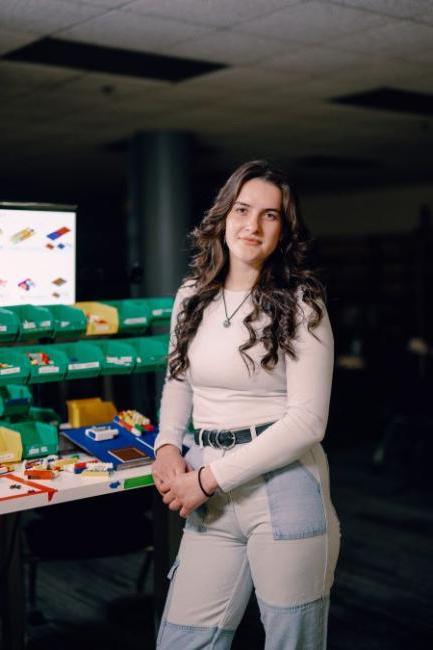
(11, 228), (35, 244)
(18, 278), (35, 291)
(80, 470), (109, 478)
(25, 468), (58, 480)
(52, 277), (66, 286)
(114, 410), (151, 436)
(46, 226), (70, 241)
(27, 352), (53, 366)
(85, 426), (118, 442)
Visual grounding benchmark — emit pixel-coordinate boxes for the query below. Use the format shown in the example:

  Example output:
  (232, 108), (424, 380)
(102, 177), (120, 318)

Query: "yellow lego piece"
(66, 397), (117, 428)
(74, 302), (119, 336)
(80, 470), (109, 478)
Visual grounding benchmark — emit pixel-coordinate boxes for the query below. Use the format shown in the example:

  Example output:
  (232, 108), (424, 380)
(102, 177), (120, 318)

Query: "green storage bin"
(45, 305), (87, 339)
(0, 419), (58, 459)
(29, 406), (61, 427)
(56, 341), (104, 380)
(144, 297), (174, 324)
(96, 340), (137, 375)
(0, 384), (32, 417)
(23, 346), (68, 383)
(0, 308), (20, 342)
(104, 299), (151, 335)
(128, 334), (169, 372)
(9, 305), (54, 340)
(0, 350), (31, 385)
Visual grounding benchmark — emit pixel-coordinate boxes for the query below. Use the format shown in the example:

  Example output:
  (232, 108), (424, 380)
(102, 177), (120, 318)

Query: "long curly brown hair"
(169, 160), (326, 379)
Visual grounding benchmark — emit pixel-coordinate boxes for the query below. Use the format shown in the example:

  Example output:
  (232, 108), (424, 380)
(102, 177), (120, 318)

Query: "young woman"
(152, 160), (341, 649)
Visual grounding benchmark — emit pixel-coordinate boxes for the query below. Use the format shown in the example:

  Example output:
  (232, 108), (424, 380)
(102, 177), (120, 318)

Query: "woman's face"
(225, 177), (282, 270)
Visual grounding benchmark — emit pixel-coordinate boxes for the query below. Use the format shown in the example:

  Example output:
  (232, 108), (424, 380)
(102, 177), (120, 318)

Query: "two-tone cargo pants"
(157, 441), (341, 649)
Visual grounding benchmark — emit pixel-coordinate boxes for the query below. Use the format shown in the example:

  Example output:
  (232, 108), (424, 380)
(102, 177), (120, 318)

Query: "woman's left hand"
(167, 467), (218, 518)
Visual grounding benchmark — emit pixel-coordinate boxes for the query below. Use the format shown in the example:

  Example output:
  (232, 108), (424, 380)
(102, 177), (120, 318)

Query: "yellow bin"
(66, 397), (117, 428)
(74, 302), (119, 336)
(0, 425), (23, 463)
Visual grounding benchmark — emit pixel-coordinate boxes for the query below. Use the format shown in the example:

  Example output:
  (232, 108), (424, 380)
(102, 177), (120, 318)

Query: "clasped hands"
(151, 444), (218, 518)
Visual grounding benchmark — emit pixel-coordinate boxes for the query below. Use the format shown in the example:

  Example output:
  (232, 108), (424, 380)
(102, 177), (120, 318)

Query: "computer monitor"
(0, 202), (76, 306)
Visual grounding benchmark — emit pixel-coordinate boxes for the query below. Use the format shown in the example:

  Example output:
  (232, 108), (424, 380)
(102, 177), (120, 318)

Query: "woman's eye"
(265, 212), (277, 220)
(235, 207), (247, 214)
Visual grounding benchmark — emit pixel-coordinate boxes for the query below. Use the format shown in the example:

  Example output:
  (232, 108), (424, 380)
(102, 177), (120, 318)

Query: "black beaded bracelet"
(198, 466), (215, 498)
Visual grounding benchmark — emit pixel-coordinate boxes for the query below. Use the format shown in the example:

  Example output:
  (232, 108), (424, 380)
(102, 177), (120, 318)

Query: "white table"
(0, 453), (180, 650)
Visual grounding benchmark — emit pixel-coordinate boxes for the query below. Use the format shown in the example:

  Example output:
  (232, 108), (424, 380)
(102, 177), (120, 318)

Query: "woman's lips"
(240, 237), (261, 245)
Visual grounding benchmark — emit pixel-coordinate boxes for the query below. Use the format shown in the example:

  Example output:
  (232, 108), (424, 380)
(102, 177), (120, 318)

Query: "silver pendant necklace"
(222, 289), (251, 327)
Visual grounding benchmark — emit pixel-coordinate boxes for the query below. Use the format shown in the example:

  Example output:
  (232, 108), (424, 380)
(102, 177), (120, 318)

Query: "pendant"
(223, 319), (231, 328)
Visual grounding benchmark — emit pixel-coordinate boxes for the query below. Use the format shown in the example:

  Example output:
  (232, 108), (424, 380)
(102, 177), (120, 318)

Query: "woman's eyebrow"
(234, 200), (280, 213)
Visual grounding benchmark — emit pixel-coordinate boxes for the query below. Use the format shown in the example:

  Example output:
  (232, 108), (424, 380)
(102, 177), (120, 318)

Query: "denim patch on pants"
(257, 594), (330, 650)
(184, 502), (208, 533)
(263, 461), (327, 539)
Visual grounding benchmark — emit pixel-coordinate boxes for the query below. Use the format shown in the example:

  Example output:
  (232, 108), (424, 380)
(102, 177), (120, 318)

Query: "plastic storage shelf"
(104, 299), (151, 335)
(8, 305), (54, 341)
(0, 307), (20, 342)
(29, 406), (61, 426)
(0, 384), (32, 417)
(96, 340), (137, 375)
(45, 304), (87, 339)
(0, 419), (58, 459)
(22, 346), (68, 383)
(0, 350), (31, 385)
(127, 334), (169, 372)
(55, 341), (105, 380)
(74, 301), (119, 336)
(145, 297), (174, 323)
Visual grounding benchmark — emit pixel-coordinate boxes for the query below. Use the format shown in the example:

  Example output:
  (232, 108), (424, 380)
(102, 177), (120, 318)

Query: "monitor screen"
(0, 202), (76, 306)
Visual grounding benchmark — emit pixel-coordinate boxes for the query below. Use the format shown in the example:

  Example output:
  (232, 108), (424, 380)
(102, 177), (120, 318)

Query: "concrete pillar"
(127, 131), (192, 297)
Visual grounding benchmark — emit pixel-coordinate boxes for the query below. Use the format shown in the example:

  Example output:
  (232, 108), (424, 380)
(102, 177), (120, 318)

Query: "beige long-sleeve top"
(154, 283), (334, 493)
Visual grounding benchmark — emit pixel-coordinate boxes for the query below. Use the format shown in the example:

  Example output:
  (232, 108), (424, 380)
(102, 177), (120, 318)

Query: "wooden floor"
(25, 440), (433, 650)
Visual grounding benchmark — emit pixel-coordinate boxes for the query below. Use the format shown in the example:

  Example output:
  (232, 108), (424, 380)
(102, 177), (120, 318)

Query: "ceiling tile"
(328, 21), (433, 58)
(70, 1), (136, 7)
(0, 27), (37, 55)
(123, 0), (300, 28)
(236, 1), (392, 44)
(325, 0), (432, 19)
(258, 44), (369, 76)
(58, 9), (214, 54)
(0, 0), (103, 35)
(0, 61), (83, 101)
(166, 29), (291, 65)
(413, 9), (433, 26)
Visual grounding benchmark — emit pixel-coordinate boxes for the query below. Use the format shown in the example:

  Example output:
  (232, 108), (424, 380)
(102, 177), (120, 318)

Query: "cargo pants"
(157, 439), (341, 649)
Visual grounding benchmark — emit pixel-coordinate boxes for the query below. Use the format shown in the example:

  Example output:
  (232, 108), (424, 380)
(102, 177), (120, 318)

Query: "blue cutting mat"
(60, 423), (157, 469)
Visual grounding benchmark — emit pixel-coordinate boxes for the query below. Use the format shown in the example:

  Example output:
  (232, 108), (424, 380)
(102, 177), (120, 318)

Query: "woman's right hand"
(152, 444), (187, 497)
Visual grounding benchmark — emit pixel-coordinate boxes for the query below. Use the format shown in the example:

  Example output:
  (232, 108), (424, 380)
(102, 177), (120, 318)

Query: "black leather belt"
(194, 423), (274, 450)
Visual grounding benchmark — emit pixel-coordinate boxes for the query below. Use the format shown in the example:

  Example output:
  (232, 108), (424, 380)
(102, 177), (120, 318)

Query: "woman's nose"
(245, 212), (261, 232)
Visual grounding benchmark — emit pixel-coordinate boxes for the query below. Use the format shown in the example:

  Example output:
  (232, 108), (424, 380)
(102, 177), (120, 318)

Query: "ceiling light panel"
(3, 37), (226, 82)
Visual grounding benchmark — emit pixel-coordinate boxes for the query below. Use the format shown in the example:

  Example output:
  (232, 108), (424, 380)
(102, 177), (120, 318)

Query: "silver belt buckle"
(216, 430), (236, 450)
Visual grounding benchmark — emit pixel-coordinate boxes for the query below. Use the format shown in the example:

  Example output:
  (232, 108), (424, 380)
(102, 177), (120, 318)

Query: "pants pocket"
(156, 557), (180, 647)
(263, 461), (327, 540)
